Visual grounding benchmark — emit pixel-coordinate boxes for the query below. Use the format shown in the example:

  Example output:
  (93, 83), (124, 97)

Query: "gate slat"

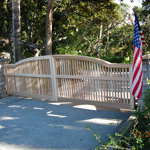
(4, 55), (133, 109)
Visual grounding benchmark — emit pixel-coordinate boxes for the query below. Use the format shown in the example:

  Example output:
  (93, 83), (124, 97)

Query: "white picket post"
(50, 56), (57, 101)
(129, 65), (134, 109)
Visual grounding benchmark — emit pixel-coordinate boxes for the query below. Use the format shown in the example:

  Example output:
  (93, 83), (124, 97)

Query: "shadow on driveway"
(0, 97), (131, 150)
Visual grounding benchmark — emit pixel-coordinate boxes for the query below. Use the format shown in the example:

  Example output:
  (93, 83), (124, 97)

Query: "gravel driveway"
(0, 96), (131, 150)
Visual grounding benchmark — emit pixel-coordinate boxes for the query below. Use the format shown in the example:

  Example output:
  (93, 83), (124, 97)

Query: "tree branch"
(21, 36), (68, 50)
(21, 41), (45, 49)
(83, 12), (131, 57)
(96, 13), (129, 48)
(83, 33), (102, 57)
(100, 33), (132, 48)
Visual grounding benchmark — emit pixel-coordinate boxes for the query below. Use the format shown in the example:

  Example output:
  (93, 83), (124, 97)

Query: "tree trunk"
(12, 0), (22, 62)
(107, 23), (111, 43)
(4, 0), (14, 63)
(96, 21), (103, 57)
(8, 27), (14, 63)
(45, 0), (53, 55)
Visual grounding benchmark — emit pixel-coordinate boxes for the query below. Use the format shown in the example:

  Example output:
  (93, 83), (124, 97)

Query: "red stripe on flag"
(140, 32), (146, 45)
(132, 13), (144, 99)
(132, 68), (142, 97)
(137, 80), (143, 98)
(132, 45), (143, 98)
(132, 46), (140, 72)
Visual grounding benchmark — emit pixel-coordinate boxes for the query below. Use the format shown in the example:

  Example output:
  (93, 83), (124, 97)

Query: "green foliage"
(53, 0), (131, 58)
(147, 78), (150, 85)
(102, 55), (125, 63)
(0, 0), (149, 61)
(21, 50), (34, 59)
(55, 45), (78, 55)
(142, 0), (150, 17)
(143, 81), (150, 117)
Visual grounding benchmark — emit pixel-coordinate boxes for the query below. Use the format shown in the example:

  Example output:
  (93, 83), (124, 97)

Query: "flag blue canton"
(134, 19), (140, 49)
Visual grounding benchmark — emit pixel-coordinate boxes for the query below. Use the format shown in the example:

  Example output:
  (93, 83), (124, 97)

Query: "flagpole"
(133, 8), (150, 79)
(132, 8), (145, 98)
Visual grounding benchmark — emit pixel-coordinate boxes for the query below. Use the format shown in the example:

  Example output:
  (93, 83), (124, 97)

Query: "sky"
(114, 0), (142, 14)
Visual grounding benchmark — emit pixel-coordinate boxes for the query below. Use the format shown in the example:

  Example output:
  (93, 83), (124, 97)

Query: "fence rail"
(4, 55), (134, 109)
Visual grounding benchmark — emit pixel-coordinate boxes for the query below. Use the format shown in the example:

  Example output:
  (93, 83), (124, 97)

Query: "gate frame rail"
(4, 55), (134, 109)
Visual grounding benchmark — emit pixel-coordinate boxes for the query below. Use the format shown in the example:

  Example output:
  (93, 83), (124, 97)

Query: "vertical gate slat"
(4, 55), (133, 109)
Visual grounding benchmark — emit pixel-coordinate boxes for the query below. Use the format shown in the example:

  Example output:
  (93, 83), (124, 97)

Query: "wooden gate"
(5, 55), (134, 109)
(4, 56), (57, 101)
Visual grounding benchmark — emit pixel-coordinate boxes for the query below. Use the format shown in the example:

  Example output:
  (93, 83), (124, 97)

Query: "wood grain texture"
(4, 55), (134, 109)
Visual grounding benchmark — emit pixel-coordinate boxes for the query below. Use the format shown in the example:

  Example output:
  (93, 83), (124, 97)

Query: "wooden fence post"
(50, 56), (57, 101)
(129, 65), (134, 109)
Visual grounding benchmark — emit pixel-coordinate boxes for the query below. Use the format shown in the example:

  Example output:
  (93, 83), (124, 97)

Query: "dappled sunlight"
(73, 104), (97, 111)
(48, 103), (60, 105)
(0, 125), (5, 129)
(0, 117), (20, 121)
(0, 142), (31, 150)
(8, 105), (26, 109)
(76, 118), (121, 125)
(47, 111), (67, 118)
(8, 105), (22, 108)
(24, 97), (33, 100)
(0, 96), (131, 149)
(33, 107), (44, 110)
(49, 124), (84, 131)
(48, 102), (73, 105)
(17, 97), (24, 99)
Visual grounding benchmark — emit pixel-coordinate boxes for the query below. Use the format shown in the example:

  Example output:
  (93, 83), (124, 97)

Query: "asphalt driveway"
(0, 96), (131, 150)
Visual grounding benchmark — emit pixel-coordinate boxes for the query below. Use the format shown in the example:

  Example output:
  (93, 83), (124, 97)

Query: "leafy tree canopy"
(0, 0), (149, 63)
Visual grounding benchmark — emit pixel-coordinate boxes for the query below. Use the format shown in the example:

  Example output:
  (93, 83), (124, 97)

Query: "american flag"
(132, 13), (146, 99)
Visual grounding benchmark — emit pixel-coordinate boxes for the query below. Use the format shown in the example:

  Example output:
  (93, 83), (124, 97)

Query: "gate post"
(129, 65), (134, 109)
(50, 56), (57, 101)
(138, 55), (150, 109)
(0, 59), (9, 98)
